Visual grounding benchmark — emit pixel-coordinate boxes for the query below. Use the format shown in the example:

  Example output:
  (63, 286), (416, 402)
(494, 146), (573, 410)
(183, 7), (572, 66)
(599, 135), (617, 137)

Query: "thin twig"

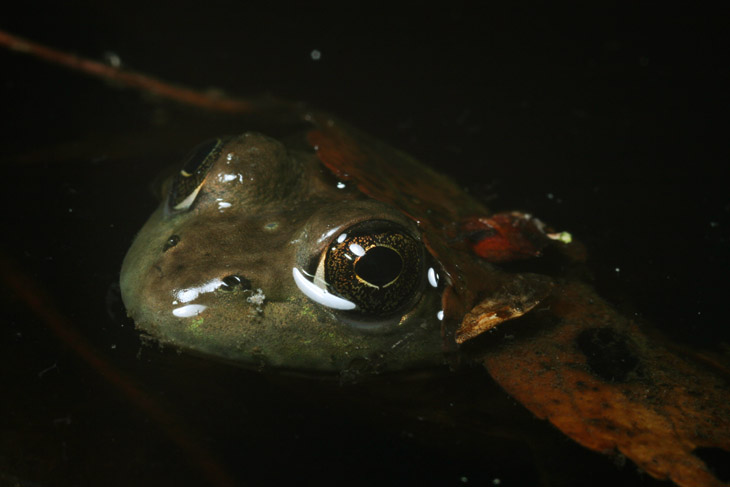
(0, 29), (289, 114)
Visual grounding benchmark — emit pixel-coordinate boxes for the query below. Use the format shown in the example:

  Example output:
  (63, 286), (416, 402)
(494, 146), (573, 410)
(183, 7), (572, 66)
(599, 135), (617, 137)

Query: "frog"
(119, 130), (450, 373)
(3, 28), (729, 487)
(119, 118), (557, 375)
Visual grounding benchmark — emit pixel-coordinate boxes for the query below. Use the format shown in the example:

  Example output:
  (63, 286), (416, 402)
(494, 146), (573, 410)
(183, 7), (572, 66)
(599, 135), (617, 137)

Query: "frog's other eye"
(308, 220), (426, 319)
(167, 138), (225, 212)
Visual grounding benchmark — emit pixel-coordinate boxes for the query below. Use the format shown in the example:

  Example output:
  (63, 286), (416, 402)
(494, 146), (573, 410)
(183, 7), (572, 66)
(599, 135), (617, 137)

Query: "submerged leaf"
(483, 281), (730, 487)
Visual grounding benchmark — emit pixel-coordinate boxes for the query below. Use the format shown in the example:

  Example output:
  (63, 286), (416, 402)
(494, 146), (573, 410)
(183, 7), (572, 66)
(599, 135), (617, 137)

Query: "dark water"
(1, 4), (727, 487)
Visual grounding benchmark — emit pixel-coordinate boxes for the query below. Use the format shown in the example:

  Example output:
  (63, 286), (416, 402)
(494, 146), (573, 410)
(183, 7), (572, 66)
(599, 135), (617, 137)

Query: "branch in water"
(0, 29), (292, 115)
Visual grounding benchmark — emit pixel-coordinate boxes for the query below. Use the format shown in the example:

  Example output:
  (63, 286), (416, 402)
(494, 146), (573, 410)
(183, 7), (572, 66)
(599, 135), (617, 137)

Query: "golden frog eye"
(322, 220), (425, 317)
(167, 137), (225, 212)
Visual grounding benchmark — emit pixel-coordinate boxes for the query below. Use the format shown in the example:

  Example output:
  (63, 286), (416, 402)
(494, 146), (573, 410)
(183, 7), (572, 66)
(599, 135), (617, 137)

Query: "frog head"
(120, 132), (445, 374)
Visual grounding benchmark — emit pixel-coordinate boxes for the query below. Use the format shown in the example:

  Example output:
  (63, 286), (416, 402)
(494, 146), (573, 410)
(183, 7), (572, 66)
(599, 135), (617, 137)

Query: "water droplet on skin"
(172, 304), (207, 318)
(174, 278), (224, 303)
(218, 173), (243, 183)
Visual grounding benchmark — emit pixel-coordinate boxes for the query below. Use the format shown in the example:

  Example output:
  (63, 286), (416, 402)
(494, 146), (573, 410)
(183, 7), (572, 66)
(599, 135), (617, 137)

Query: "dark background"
(1, 3), (727, 486)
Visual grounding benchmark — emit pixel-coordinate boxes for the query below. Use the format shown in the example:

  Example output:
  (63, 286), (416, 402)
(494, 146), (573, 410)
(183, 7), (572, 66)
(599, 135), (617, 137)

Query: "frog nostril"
(221, 275), (252, 292)
(163, 235), (180, 252)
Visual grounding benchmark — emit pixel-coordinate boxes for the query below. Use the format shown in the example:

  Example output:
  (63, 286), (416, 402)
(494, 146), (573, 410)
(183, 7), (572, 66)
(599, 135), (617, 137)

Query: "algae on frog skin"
(298, 303), (317, 320)
(189, 316), (205, 336)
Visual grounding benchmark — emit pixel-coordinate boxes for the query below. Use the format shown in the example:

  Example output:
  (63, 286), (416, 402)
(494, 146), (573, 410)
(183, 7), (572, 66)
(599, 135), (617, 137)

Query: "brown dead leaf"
(456, 273), (553, 344)
(482, 281), (730, 487)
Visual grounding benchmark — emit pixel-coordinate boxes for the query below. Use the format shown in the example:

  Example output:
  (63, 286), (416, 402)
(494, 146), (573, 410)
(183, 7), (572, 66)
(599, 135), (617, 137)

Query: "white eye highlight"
(427, 267), (439, 288)
(292, 267), (357, 310)
(348, 243), (365, 257)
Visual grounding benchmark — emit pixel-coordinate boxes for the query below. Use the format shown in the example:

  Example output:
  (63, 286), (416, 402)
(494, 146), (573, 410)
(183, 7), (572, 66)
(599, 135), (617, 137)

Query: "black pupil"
(354, 247), (403, 287)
